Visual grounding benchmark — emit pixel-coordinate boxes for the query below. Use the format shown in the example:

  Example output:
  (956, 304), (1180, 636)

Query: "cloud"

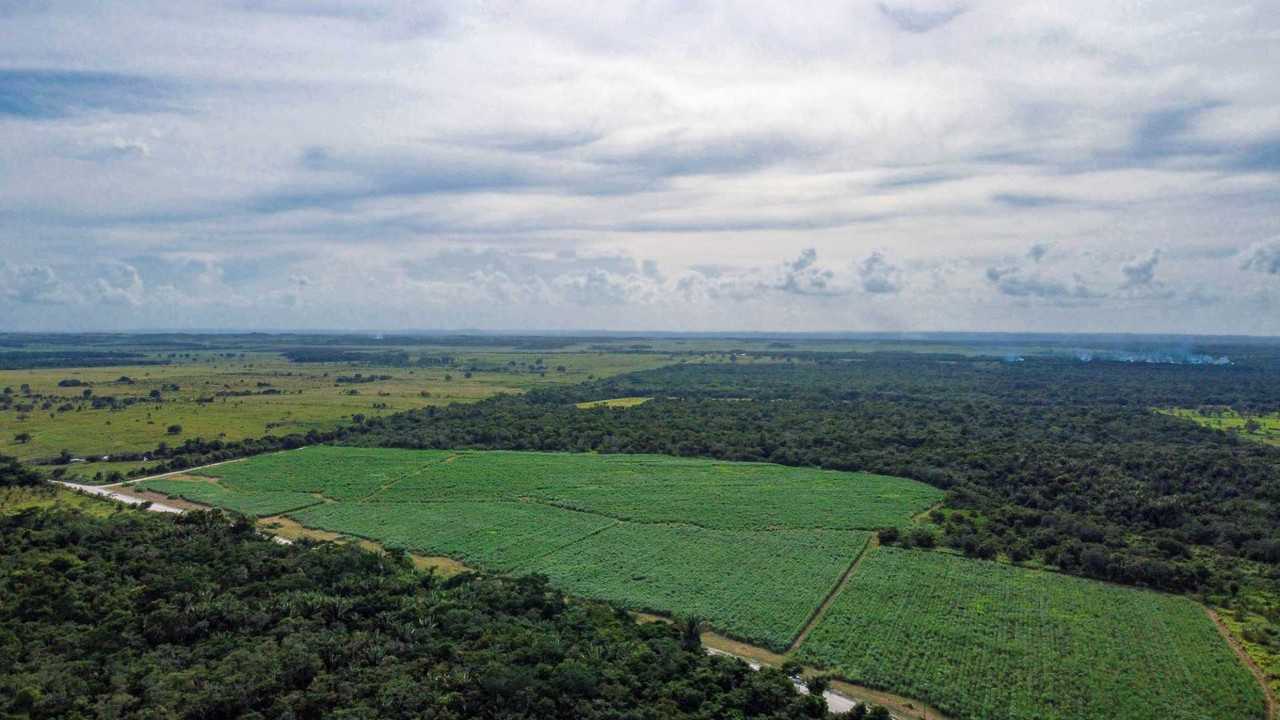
(0, 69), (174, 119)
(1121, 250), (1160, 288)
(93, 263), (145, 306)
(859, 251), (901, 294)
(1241, 240), (1280, 275)
(1, 2), (1280, 334)
(985, 265), (1094, 301)
(771, 248), (849, 297)
(876, 2), (966, 33)
(992, 193), (1069, 209)
(0, 261), (77, 304)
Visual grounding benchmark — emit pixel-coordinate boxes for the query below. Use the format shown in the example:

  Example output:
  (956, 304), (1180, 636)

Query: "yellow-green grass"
(796, 546), (1264, 720)
(575, 396), (653, 409)
(1218, 605), (1280, 699)
(1160, 407), (1280, 446)
(0, 484), (120, 517)
(0, 352), (667, 462)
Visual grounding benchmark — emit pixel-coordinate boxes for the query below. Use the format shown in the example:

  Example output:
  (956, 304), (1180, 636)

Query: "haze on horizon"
(1, 1), (1278, 335)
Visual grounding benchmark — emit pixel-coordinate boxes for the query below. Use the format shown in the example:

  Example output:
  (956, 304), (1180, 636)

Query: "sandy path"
(55, 480), (185, 513)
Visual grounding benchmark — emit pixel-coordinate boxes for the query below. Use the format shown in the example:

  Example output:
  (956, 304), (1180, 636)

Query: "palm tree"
(681, 616), (703, 650)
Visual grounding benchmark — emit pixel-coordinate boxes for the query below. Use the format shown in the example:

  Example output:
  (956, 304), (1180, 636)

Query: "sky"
(1, 1), (1278, 334)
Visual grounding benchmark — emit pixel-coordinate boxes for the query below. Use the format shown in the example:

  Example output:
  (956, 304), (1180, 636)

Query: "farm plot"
(227, 447), (942, 530)
(529, 524), (871, 650)
(290, 500), (617, 571)
(141, 477), (323, 517)
(796, 546), (1265, 720)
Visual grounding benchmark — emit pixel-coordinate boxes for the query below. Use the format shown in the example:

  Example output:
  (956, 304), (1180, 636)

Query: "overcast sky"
(1, 1), (1278, 334)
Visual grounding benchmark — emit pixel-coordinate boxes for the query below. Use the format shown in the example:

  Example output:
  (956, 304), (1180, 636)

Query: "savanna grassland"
(0, 336), (673, 479)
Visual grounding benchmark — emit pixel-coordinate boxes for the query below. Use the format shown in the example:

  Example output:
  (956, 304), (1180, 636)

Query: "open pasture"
(796, 546), (1265, 720)
(0, 350), (666, 472)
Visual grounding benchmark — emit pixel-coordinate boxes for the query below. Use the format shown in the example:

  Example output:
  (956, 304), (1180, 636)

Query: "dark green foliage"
(348, 356), (1280, 594)
(0, 454), (41, 486)
(0, 508), (832, 720)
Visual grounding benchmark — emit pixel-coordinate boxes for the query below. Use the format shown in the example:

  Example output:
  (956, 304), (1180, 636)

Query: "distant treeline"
(0, 351), (166, 370)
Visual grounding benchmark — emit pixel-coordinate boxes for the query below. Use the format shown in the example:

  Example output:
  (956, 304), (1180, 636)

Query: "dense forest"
(347, 355), (1280, 595)
(0, 500), (839, 720)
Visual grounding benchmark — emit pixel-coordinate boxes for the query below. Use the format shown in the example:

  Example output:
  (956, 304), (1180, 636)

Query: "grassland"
(0, 350), (668, 475)
(138, 446), (931, 649)
(575, 396), (653, 409)
(796, 546), (1264, 720)
(1162, 407), (1280, 446)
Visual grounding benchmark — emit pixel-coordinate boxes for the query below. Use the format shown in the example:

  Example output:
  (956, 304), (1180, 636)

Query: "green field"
(139, 446), (930, 649)
(0, 351), (668, 474)
(136, 446), (1261, 713)
(575, 396), (653, 409)
(169, 447), (941, 531)
(796, 546), (1264, 720)
(1163, 407), (1280, 446)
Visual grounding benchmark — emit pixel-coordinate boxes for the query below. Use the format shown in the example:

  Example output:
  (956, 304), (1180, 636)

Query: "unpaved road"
(706, 648), (863, 714)
(55, 480), (185, 513)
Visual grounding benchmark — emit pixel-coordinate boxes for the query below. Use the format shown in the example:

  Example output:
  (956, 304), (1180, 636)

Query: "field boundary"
(1206, 606), (1277, 720)
(786, 534), (878, 653)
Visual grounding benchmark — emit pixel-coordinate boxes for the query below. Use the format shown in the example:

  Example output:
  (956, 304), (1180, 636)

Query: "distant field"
(575, 396), (652, 409)
(796, 546), (1264, 720)
(1162, 407), (1280, 446)
(139, 446), (932, 648)
(0, 351), (668, 473)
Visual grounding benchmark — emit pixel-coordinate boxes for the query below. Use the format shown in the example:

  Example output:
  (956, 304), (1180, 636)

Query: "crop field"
(575, 396), (653, 409)
(169, 446), (942, 530)
(527, 524), (871, 649)
(796, 546), (1264, 720)
(0, 351), (667, 475)
(1163, 407), (1280, 446)
(138, 446), (927, 648)
(142, 476), (324, 516)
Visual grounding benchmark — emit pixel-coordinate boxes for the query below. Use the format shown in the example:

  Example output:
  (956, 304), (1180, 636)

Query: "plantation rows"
(292, 500), (616, 572)
(291, 498), (870, 650)
(141, 478), (322, 516)
(796, 547), (1264, 720)
(180, 446), (940, 530)
(529, 524), (872, 650)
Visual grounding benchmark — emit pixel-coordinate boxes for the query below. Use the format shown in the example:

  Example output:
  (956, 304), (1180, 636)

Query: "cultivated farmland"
(796, 546), (1264, 720)
(139, 446), (929, 649)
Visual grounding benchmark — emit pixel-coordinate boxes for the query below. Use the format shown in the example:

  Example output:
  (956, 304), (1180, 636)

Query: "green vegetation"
(576, 396), (653, 409)
(528, 524), (871, 650)
(142, 476), (324, 516)
(353, 357), (1280, 596)
(796, 546), (1264, 720)
(0, 346), (668, 468)
(166, 447), (942, 531)
(140, 446), (931, 648)
(0, 506), (832, 719)
(1163, 407), (1280, 446)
